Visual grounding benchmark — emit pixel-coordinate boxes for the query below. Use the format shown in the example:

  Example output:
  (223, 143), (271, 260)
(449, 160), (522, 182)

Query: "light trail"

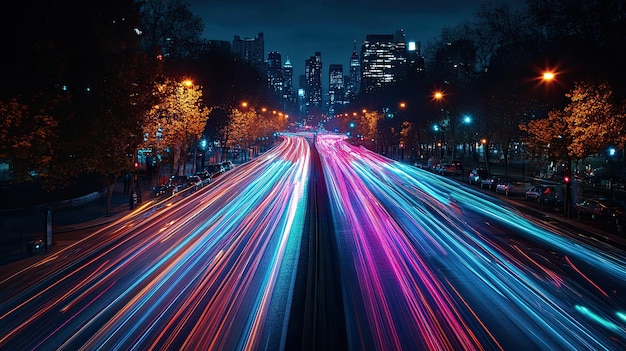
(316, 133), (626, 350)
(0, 135), (310, 350)
(1, 132), (625, 350)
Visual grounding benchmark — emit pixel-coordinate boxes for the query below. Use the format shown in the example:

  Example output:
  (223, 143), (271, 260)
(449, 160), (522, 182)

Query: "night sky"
(188, 0), (524, 79)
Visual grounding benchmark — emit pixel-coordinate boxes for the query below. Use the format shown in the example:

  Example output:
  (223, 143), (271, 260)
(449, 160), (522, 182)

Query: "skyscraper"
(282, 57), (295, 108)
(328, 64), (344, 117)
(345, 41), (361, 102)
(267, 51), (283, 95)
(232, 33), (265, 74)
(360, 30), (408, 93)
(304, 52), (322, 124)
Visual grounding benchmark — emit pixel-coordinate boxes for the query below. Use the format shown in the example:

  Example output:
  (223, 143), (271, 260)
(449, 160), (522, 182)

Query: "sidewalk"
(0, 176), (155, 267)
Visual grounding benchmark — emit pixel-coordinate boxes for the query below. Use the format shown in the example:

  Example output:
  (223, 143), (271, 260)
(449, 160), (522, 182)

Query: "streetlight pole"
(608, 147), (616, 201)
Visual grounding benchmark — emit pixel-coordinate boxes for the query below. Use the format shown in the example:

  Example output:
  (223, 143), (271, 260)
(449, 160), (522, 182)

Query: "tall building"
(282, 57), (295, 108)
(328, 64), (344, 117)
(267, 51), (283, 95)
(406, 41), (425, 79)
(360, 30), (408, 93)
(345, 41), (361, 102)
(304, 52), (323, 124)
(232, 33), (265, 73)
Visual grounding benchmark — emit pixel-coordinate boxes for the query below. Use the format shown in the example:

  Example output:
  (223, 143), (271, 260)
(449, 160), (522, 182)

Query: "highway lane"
(315, 133), (626, 350)
(0, 135), (311, 350)
(2, 131), (626, 351)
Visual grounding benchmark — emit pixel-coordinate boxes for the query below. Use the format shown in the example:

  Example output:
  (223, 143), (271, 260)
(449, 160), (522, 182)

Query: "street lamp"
(542, 71), (555, 81)
(433, 91), (444, 101)
(608, 146), (617, 200)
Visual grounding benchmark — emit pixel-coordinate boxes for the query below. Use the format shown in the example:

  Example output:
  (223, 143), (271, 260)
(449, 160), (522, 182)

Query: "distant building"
(328, 64), (345, 117)
(406, 41), (425, 79)
(360, 30), (408, 93)
(232, 33), (265, 73)
(345, 41), (361, 102)
(298, 75), (307, 120)
(267, 51), (283, 95)
(282, 57), (295, 109)
(304, 52), (323, 124)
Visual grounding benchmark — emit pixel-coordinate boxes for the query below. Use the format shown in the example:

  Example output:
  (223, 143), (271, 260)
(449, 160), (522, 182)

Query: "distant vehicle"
(495, 179), (527, 197)
(575, 198), (624, 220)
(468, 168), (489, 185)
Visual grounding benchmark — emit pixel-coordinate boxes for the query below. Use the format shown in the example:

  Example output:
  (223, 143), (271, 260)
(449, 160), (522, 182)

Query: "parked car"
(222, 161), (234, 171)
(495, 179), (527, 197)
(575, 198), (624, 220)
(526, 185), (561, 206)
(194, 170), (212, 185)
(437, 161), (463, 176)
(468, 168), (489, 185)
(481, 175), (500, 190)
(437, 163), (457, 176)
(188, 175), (205, 190)
(449, 160), (464, 175)
(152, 184), (171, 197)
(525, 185), (544, 200)
(206, 164), (226, 177)
(168, 175), (194, 193)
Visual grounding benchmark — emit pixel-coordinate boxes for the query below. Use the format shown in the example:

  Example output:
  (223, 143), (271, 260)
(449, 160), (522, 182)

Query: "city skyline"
(188, 0), (523, 80)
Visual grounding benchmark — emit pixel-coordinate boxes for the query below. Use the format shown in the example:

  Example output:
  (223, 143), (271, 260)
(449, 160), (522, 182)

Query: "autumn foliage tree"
(224, 107), (288, 158)
(225, 108), (256, 153)
(0, 99), (58, 182)
(563, 81), (626, 159)
(142, 79), (210, 176)
(520, 81), (626, 171)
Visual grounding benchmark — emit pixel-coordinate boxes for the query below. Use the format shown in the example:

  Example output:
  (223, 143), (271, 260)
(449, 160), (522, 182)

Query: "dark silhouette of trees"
(1, 0), (160, 215)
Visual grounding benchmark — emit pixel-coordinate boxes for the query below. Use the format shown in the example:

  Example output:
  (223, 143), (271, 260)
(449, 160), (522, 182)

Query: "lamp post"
(433, 124), (443, 161)
(608, 146), (616, 200)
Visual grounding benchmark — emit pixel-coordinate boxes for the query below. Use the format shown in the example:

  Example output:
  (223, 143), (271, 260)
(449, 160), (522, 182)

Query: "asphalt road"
(1, 133), (625, 350)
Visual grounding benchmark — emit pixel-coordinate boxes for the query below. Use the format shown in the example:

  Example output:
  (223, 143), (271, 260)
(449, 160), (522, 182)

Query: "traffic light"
(564, 175), (570, 184)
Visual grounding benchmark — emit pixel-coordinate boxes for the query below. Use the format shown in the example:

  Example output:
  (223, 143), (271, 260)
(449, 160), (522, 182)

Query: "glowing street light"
(542, 71), (555, 81)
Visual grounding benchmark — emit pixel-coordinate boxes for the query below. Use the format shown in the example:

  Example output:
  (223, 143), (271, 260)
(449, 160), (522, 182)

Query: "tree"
(1, 0), (160, 218)
(0, 99), (58, 182)
(400, 121), (418, 160)
(359, 110), (383, 143)
(520, 81), (626, 174)
(564, 81), (626, 159)
(142, 79), (211, 176)
(138, 0), (204, 58)
(519, 109), (569, 174)
(225, 108), (256, 157)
